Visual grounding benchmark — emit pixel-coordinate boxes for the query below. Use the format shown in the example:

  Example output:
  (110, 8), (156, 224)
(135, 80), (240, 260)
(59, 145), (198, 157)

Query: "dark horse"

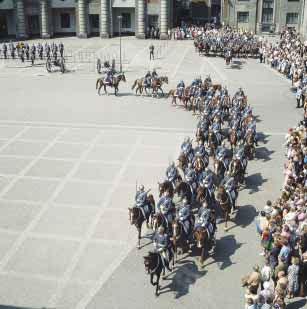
(208, 131), (219, 156)
(158, 180), (174, 198)
(172, 217), (193, 262)
(196, 185), (215, 208)
(193, 227), (209, 265)
(229, 128), (239, 151)
(144, 251), (164, 296)
(216, 185), (232, 231)
(229, 158), (245, 186)
(96, 73), (126, 96)
(214, 158), (227, 184)
(152, 76), (168, 97)
(128, 194), (155, 249)
(175, 181), (193, 204)
(244, 132), (256, 160)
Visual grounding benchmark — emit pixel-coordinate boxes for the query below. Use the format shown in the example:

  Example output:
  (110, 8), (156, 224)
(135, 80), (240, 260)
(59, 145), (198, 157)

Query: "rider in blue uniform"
(184, 162), (197, 193)
(177, 80), (185, 97)
(157, 191), (174, 230)
(166, 162), (179, 187)
(181, 137), (194, 162)
(221, 172), (237, 210)
(177, 198), (192, 237)
(144, 71), (152, 88)
(135, 185), (151, 220)
(153, 226), (172, 271)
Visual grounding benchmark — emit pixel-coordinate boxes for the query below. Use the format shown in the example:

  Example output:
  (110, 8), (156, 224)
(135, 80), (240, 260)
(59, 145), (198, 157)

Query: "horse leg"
(155, 274), (160, 296)
(137, 227), (141, 249)
(200, 247), (205, 266)
(224, 211), (229, 231)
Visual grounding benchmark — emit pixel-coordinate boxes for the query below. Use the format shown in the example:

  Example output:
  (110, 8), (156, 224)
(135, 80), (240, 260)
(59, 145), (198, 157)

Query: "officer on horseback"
(135, 185), (152, 220)
(212, 118), (222, 145)
(152, 69), (158, 80)
(104, 66), (114, 85)
(184, 162), (197, 193)
(181, 137), (194, 162)
(195, 201), (216, 245)
(193, 140), (209, 166)
(216, 141), (231, 169)
(176, 80), (185, 97)
(221, 172), (237, 210)
(153, 226), (172, 271)
(177, 197), (192, 237)
(235, 147), (248, 172)
(157, 190), (174, 229)
(199, 169), (215, 198)
(166, 162), (179, 187)
(144, 71), (152, 88)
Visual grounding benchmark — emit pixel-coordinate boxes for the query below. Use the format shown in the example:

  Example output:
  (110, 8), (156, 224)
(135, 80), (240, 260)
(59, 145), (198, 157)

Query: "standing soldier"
(59, 42), (64, 58)
(149, 44), (154, 60)
(3, 43), (7, 59)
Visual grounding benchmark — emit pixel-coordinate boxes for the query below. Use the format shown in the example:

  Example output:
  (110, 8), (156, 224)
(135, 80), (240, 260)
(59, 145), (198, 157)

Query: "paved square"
(0, 36), (303, 309)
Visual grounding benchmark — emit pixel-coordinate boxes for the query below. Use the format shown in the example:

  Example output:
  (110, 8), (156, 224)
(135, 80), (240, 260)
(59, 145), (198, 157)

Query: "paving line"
(0, 128), (68, 271)
(48, 136), (143, 308)
(0, 129), (103, 272)
(171, 44), (191, 80)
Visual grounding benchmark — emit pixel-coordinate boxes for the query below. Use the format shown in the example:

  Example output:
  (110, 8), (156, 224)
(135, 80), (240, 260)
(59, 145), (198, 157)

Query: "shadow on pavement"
(286, 298), (307, 309)
(228, 204), (258, 231)
(245, 173), (268, 193)
(159, 260), (207, 299)
(257, 132), (270, 144)
(255, 146), (275, 162)
(205, 234), (243, 270)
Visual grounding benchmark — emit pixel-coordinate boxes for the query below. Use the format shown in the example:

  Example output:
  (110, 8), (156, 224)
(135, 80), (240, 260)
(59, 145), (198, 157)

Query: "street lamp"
(117, 15), (123, 72)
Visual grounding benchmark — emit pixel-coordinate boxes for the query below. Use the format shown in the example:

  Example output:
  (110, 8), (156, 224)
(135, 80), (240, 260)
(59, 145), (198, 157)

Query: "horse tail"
(96, 78), (101, 89)
(167, 89), (173, 98)
(131, 80), (137, 90)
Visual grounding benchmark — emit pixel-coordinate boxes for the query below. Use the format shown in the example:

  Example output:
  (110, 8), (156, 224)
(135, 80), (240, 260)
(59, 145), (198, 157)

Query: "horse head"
(119, 73), (126, 82)
(128, 206), (140, 225)
(193, 227), (207, 248)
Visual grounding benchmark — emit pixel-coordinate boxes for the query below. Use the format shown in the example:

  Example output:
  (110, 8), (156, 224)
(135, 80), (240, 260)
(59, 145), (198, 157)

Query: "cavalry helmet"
(139, 184), (145, 191)
(158, 226), (165, 234)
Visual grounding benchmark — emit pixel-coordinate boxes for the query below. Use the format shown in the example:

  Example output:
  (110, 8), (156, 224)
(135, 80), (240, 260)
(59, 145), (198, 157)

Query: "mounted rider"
(104, 64), (115, 85)
(156, 190), (174, 230)
(144, 71), (152, 88)
(211, 118), (222, 145)
(234, 147), (248, 172)
(135, 184), (152, 221)
(151, 69), (158, 80)
(216, 141), (231, 170)
(235, 87), (245, 98)
(166, 161), (179, 187)
(193, 140), (209, 167)
(181, 136), (194, 162)
(198, 168), (215, 198)
(176, 80), (185, 97)
(153, 226), (172, 271)
(221, 172), (237, 210)
(195, 201), (216, 244)
(177, 197), (193, 237)
(184, 162), (197, 194)
(244, 120), (258, 146)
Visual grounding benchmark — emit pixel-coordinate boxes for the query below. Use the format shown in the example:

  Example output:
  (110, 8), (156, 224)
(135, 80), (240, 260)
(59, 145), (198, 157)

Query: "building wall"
(234, 0), (257, 32)
(112, 7), (135, 33)
(52, 8), (76, 33)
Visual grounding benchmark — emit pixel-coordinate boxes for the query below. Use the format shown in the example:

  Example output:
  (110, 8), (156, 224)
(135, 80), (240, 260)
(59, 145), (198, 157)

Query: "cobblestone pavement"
(0, 37), (303, 309)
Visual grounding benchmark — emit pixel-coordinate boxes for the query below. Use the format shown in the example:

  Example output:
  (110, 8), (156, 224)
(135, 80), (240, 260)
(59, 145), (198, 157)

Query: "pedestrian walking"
(149, 44), (154, 60)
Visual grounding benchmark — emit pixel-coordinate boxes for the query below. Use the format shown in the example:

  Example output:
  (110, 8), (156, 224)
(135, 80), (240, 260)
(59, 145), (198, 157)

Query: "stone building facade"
(0, 0), (174, 39)
(222, 0), (305, 35)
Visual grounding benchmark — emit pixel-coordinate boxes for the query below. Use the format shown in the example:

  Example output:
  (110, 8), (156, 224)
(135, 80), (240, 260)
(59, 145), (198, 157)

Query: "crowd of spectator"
(242, 106), (307, 308)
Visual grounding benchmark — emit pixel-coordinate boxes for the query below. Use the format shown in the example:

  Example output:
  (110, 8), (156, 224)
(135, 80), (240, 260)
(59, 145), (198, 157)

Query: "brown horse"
(229, 158), (245, 186)
(172, 218), (192, 262)
(229, 129), (239, 151)
(216, 185), (232, 231)
(208, 131), (218, 156)
(129, 194), (155, 249)
(193, 227), (209, 265)
(96, 73), (126, 96)
(178, 153), (189, 170)
(158, 180), (174, 198)
(193, 156), (207, 175)
(131, 77), (145, 95)
(152, 76), (168, 97)
(244, 132), (255, 160)
(214, 158), (227, 184)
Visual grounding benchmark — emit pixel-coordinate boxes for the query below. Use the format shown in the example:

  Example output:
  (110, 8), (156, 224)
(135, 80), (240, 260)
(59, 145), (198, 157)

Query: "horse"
(144, 251), (164, 296)
(172, 218), (193, 262)
(244, 132), (255, 160)
(168, 89), (180, 105)
(229, 158), (245, 186)
(131, 77), (144, 95)
(96, 73), (126, 96)
(193, 156), (207, 175)
(196, 185), (214, 208)
(214, 158), (227, 185)
(158, 180), (174, 198)
(193, 227), (210, 265)
(229, 128), (239, 151)
(128, 195), (155, 249)
(208, 131), (219, 156)
(175, 181), (193, 204)
(152, 76), (168, 97)
(216, 185), (232, 231)
(178, 152), (189, 171)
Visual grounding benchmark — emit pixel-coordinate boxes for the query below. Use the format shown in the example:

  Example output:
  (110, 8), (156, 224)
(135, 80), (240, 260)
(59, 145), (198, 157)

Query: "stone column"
(40, 0), (50, 38)
(100, 0), (109, 38)
(136, 0), (145, 38)
(160, 0), (168, 39)
(256, 0), (263, 34)
(16, 0), (27, 39)
(78, 0), (87, 38)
